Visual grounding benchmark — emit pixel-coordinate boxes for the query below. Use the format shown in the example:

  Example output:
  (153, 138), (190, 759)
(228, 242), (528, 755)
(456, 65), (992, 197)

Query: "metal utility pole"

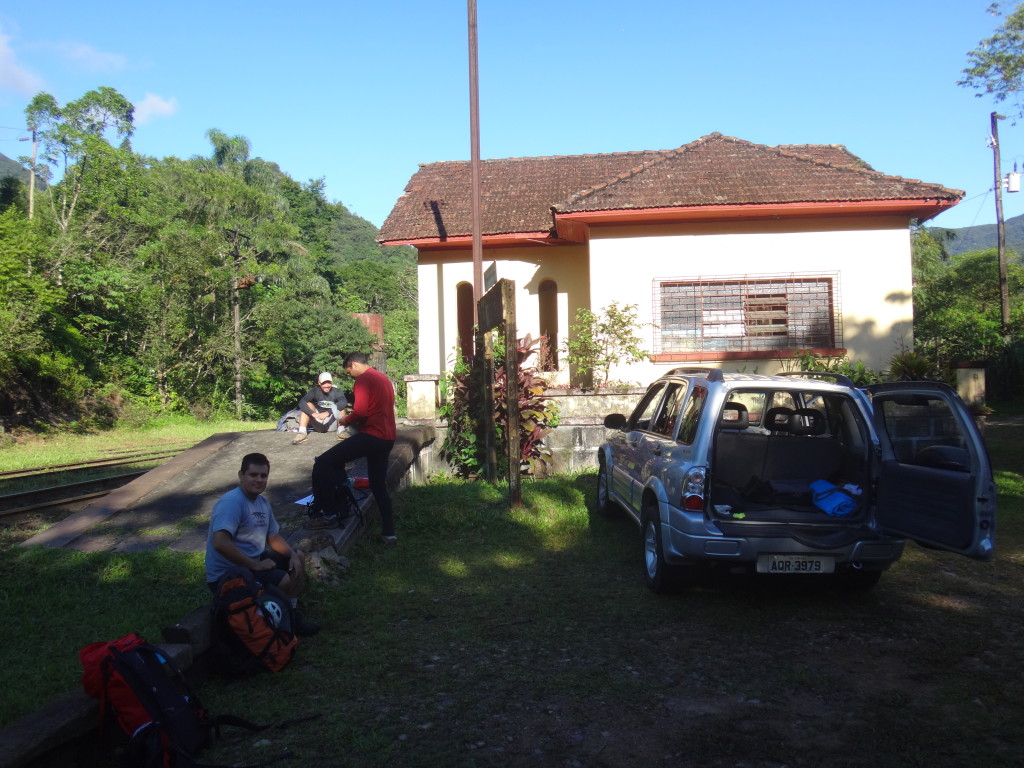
(991, 112), (1012, 345)
(468, 0), (483, 317)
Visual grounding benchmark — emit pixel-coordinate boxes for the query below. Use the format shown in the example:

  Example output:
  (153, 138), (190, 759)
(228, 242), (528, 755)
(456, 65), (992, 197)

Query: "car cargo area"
(709, 391), (871, 523)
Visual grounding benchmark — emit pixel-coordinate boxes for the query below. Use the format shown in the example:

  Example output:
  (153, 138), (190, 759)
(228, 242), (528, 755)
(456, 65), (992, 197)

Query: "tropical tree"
(19, 87), (151, 385)
(0, 209), (60, 377)
(22, 87), (135, 245)
(189, 129), (297, 418)
(959, 3), (1024, 118)
(1, 87), (419, 430)
(914, 248), (1024, 368)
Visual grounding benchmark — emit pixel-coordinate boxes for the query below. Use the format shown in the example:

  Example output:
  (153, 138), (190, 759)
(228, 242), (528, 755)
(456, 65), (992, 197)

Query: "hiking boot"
(293, 613), (320, 637)
(305, 514), (339, 530)
(291, 432), (308, 445)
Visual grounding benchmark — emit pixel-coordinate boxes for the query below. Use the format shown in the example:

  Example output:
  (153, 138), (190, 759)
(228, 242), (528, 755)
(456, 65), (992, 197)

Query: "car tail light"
(682, 467), (707, 511)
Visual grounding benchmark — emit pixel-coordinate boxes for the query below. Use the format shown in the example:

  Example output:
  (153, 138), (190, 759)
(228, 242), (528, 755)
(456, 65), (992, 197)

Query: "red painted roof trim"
(651, 349), (847, 363)
(558, 198), (955, 225)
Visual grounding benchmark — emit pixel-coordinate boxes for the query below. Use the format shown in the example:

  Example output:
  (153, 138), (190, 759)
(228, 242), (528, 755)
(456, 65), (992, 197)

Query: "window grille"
(653, 273), (842, 354)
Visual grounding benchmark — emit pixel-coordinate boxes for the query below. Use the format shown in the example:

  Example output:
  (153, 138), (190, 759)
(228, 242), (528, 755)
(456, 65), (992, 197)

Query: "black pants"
(312, 432), (396, 536)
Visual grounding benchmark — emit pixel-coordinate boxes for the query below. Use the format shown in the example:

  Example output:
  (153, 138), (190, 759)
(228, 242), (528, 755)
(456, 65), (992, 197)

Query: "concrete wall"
(412, 389), (645, 477)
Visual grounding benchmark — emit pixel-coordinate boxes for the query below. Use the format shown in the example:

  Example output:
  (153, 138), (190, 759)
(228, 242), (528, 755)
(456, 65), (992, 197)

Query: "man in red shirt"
(307, 352), (398, 544)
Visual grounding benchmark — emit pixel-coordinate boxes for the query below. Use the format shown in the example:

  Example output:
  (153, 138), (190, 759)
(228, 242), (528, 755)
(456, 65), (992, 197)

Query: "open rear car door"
(866, 382), (996, 560)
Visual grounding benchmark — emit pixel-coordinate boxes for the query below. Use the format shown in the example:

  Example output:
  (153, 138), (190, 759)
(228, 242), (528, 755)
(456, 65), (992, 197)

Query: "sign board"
(479, 278), (512, 332)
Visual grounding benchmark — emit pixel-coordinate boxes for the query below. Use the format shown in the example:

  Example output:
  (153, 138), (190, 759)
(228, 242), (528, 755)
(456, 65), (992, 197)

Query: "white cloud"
(55, 41), (127, 74)
(0, 26), (44, 95)
(134, 93), (178, 125)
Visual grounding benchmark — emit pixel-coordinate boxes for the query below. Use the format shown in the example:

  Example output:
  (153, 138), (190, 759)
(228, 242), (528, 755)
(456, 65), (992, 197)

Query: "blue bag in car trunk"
(809, 479), (858, 517)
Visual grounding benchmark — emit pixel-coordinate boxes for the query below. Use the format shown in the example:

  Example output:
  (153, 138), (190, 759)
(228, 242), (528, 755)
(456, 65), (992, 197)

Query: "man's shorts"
(207, 550), (290, 592)
(308, 414), (337, 433)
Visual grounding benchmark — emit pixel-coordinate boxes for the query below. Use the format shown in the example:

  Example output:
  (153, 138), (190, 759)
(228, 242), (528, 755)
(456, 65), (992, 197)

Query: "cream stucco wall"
(417, 215), (914, 386)
(417, 245), (590, 382)
(588, 216), (913, 382)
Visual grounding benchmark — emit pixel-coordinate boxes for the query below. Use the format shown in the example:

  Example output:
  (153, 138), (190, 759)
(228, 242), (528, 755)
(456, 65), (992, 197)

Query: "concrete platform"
(22, 425), (436, 554)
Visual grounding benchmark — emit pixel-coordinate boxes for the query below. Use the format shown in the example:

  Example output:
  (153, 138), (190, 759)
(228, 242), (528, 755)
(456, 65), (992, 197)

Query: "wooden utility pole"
(479, 279), (521, 508)
(468, 0), (483, 317)
(19, 130), (37, 219)
(991, 112), (1012, 345)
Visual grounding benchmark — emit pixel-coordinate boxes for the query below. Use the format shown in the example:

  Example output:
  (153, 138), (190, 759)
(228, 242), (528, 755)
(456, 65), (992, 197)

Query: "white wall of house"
(587, 216), (913, 383)
(417, 215), (914, 386)
(417, 245), (589, 381)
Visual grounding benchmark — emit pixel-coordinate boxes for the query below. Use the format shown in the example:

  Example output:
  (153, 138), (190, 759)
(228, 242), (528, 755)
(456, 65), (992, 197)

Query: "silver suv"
(597, 368), (996, 591)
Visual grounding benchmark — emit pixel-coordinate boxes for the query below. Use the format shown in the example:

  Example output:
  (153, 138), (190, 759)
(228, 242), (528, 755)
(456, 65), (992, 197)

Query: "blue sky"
(0, 1), (1021, 231)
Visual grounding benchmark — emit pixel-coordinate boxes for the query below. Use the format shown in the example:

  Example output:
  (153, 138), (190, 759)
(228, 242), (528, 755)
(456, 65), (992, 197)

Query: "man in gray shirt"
(205, 452), (319, 636)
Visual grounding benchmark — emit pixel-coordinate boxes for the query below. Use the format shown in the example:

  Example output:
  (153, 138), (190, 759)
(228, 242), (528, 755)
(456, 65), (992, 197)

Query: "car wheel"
(834, 567), (882, 591)
(642, 510), (683, 594)
(596, 461), (618, 516)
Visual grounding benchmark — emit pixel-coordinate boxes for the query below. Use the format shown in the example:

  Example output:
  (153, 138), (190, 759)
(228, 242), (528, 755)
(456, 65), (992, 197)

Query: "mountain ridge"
(931, 212), (1024, 256)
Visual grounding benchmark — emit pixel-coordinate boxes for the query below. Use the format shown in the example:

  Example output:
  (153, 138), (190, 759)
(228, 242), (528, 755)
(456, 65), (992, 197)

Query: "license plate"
(757, 554), (835, 574)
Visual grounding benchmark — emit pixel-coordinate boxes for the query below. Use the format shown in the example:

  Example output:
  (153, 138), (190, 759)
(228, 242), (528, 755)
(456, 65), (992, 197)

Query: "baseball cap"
(317, 372), (333, 384)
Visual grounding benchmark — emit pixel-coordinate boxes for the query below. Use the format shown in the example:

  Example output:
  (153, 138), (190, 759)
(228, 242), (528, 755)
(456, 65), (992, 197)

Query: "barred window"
(653, 273), (841, 354)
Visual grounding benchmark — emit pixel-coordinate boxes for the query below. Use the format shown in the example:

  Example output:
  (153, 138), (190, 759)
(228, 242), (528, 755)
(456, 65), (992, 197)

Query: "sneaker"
(291, 432), (308, 445)
(293, 613), (320, 637)
(305, 514), (339, 530)
(378, 535), (398, 547)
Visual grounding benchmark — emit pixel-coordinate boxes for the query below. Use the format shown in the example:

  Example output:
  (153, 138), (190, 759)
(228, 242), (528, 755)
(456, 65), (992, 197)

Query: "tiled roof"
(378, 133), (962, 244)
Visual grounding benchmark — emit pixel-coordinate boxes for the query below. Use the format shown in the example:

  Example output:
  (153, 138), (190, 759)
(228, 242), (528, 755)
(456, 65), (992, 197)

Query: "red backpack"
(80, 633), (248, 767)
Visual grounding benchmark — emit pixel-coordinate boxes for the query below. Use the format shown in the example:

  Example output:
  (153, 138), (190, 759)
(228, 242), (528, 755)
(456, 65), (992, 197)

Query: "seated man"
(291, 371), (350, 445)
(205, 452), (319, 636)
(307, 352), (397, 545)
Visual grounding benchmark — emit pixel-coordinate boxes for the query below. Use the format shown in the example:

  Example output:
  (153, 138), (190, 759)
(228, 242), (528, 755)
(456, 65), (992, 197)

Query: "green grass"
(1, 423), (1023, 767)
(0, 415), (275, 473)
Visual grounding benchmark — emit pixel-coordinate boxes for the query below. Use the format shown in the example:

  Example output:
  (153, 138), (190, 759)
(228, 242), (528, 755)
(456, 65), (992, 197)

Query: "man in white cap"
(291, 371), (351, 445)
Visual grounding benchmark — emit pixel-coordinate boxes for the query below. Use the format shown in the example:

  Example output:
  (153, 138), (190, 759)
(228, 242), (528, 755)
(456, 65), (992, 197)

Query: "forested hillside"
(930, 213), (1024, 257)
(0, 152), (30, 184)
(0, 87), (416, 431)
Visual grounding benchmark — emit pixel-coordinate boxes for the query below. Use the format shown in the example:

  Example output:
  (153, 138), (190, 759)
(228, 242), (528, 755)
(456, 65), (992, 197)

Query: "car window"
(876, 395), (970, 469)
(651, 383), (687, 437)
(727, 391), (766, 427)
(629, 382), (667, 432)
(768, 391), (798, 410)
(677, 385), (708, 445)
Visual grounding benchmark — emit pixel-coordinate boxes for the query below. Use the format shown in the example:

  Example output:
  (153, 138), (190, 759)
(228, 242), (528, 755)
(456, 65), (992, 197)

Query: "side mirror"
(604, 413), (628, 430)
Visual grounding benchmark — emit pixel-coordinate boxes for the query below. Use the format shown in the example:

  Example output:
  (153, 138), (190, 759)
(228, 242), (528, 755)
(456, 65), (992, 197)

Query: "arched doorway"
(456, 282), (474, 362)
(539, 279), (558, 371)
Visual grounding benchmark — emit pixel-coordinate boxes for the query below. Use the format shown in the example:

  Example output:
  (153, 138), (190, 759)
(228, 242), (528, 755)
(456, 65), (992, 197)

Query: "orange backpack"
(212, 567), (297, 675)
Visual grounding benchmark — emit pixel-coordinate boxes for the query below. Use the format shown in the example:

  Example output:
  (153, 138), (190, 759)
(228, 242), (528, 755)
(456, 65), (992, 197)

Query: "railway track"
(0, 445), (191, 518)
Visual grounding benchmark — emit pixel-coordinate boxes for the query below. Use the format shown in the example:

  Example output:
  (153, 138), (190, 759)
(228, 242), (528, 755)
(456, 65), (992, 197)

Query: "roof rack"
(777, 371), (855, 388)
(667, 366), (724, 382)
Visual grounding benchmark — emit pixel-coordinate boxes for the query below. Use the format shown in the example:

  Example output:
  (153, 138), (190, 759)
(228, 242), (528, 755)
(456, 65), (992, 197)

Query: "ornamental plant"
(440, 335), (559, 478)
(493, 334), (559, 477)
(564, 302), (648, 388)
